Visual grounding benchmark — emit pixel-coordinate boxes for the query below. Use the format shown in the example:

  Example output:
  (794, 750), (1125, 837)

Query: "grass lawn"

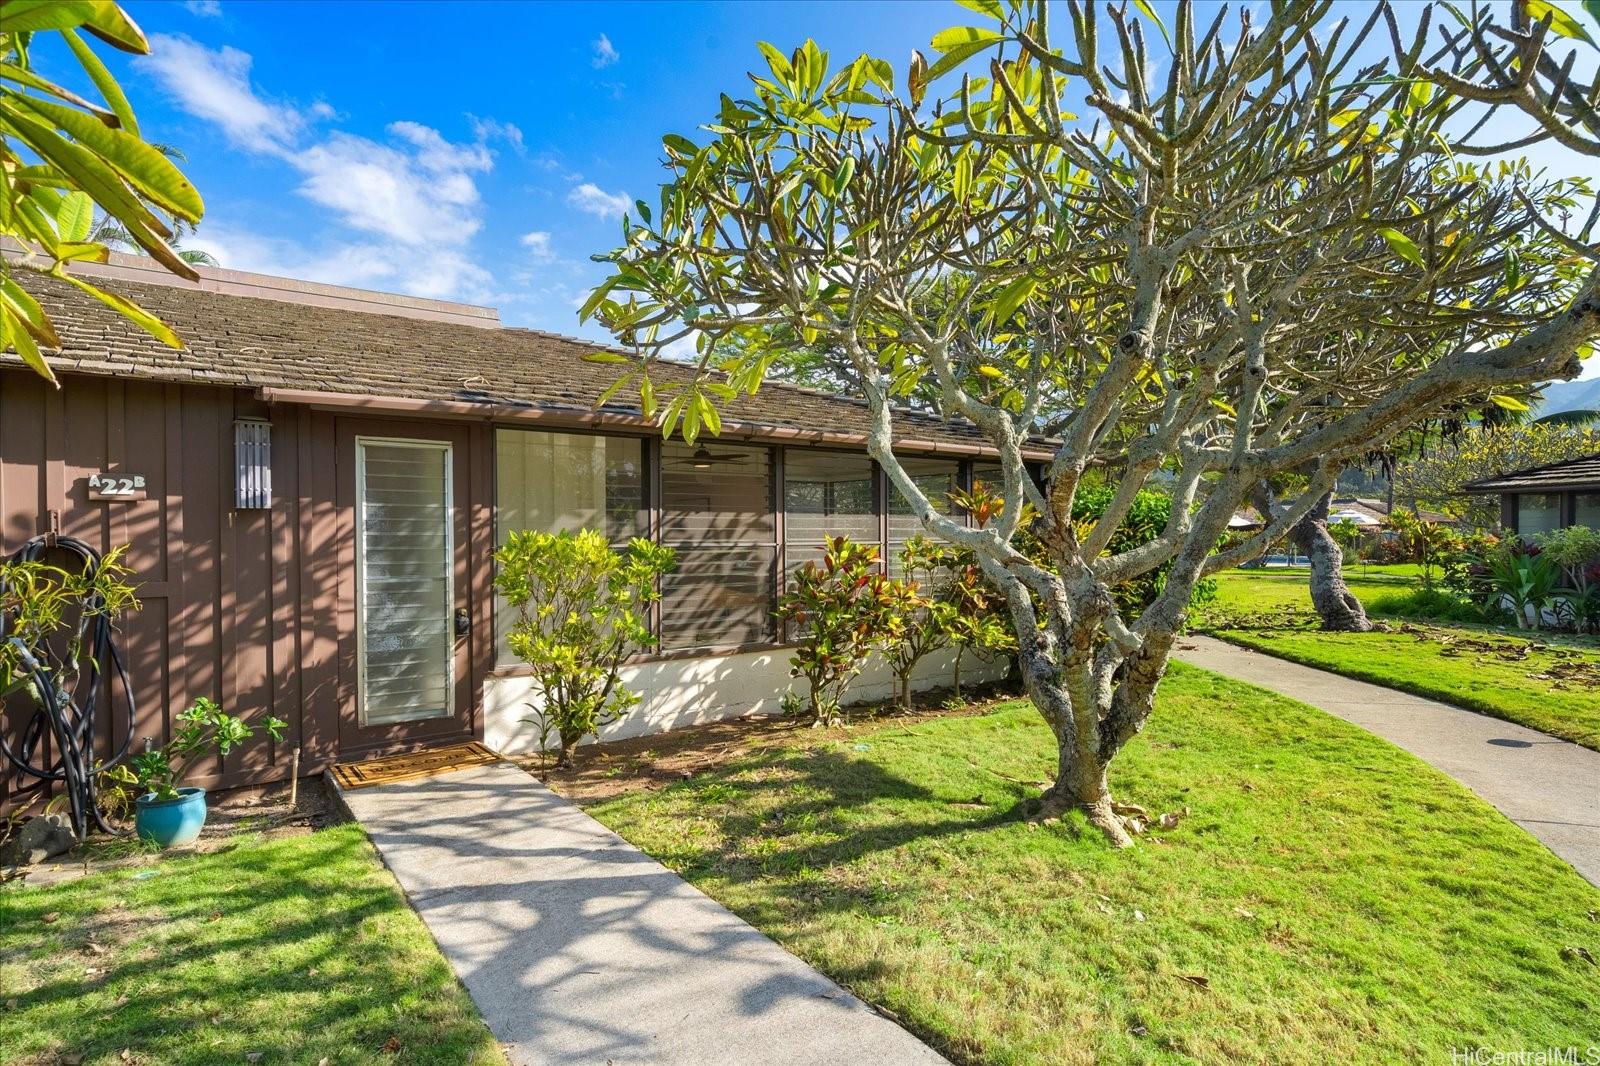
(1200, 566), (1600, 750)
(1202, 564), (1423, 621)
(0, 824), (503, 1066)
(577, 665), (1600, 1065)
(1214, 625), (1600, 750)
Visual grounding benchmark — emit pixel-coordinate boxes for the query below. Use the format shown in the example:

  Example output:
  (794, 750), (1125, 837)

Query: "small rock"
(0, 814), (78, 868)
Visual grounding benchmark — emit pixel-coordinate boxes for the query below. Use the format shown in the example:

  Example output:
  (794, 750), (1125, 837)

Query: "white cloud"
(470, 115), (525, 155)
(199, 221), (497, 303)
(568, 182), (631, 219)
(592, 34), (620, 68)
(520, 231), (554, 259)
(139, 35), (301, 151)
(295, 130), (485, 246)
(184, 0), (221, 16)
(138, 36), (503, 301)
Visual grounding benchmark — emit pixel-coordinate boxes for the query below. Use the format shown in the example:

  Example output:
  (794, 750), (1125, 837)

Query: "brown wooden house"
(1462, 454), (1600, 535)
(2, 253), (1040, 809)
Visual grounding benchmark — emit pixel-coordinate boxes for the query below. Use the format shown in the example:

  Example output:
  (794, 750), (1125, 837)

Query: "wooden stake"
(289, 747), (301, 810)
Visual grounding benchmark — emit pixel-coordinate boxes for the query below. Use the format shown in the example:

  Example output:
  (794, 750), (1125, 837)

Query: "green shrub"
(774, 535), (897, 726)
(1367, 587), (1485, 624)
(494, 529), (676, 765)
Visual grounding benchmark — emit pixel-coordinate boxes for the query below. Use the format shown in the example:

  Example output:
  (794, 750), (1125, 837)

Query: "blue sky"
(33, 0), (1600, 379)
(48, 0), (959, 340)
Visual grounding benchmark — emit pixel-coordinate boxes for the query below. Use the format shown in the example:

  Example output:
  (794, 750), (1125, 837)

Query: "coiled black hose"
(1, 535), (138, 839)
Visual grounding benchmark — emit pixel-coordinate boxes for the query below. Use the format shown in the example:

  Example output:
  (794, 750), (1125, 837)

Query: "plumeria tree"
(586, 0), (1600, 844)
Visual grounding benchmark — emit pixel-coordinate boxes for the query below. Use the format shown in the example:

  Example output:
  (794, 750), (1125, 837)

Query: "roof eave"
(256, 386), (1059, 462)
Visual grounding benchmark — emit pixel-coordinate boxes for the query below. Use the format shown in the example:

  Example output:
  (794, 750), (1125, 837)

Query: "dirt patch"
(528, 682), (1020, 805)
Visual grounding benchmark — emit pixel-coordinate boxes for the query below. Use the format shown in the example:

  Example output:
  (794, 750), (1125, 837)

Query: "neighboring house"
(1226, 497), (1449, 534)
(1, 252), (1039, 808)
(1462, 454), (1600, 536)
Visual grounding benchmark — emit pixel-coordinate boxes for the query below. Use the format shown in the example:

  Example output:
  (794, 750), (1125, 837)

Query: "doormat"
(331, 742), (500, 790)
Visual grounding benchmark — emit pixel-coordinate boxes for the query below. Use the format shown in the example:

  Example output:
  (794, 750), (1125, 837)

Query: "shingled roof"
(1462, 454), (1600, 493)
(7, 264), (1047, 460)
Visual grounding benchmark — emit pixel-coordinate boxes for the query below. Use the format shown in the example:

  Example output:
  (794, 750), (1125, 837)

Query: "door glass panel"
(358, 439), (453, 725)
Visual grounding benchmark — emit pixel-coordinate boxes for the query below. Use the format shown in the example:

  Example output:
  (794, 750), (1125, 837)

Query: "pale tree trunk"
(1292, 492), (1372, 633)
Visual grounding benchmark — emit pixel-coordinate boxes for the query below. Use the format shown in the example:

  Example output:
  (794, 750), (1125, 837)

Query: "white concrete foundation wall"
(485, 645), (1010, 754)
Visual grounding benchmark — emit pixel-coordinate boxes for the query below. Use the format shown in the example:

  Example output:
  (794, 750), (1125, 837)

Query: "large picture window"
(494, 428), (644, 662)
(887, 458), (962, 576)
(659, 442), (777, 650)
(783, 451), (877, 578)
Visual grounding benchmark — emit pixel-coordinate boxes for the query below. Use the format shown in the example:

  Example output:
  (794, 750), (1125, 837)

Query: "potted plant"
(130, 698), (286, 847)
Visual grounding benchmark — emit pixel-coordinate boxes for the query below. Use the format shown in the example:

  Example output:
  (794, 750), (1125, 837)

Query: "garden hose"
(1, 535), (138, 839)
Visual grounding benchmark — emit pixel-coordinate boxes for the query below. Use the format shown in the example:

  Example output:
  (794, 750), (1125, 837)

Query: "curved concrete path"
(1174, 634), (1600, 887)
(335, 760), (946, 1066)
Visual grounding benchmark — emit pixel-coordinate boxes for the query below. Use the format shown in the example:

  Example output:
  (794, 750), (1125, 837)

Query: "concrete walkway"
(1174, 634), (1600, 886)
(336, 760), (946, 1066)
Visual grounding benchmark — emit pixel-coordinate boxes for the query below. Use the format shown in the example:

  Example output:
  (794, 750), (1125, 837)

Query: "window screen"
(1516, 493), (1563, 537)
(887, 458), (962, 577)
(659, 442), (777, 650)
(783, 451), (877, 579)
(1576, 493), (1600, 530)
(494, 429), (644, 662)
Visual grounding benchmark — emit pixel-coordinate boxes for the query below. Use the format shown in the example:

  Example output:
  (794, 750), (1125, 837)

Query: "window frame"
(488, 425), (996, 666)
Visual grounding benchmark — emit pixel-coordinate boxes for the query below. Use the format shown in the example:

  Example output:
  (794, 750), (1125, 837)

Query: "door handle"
(454, 607), (470, 637)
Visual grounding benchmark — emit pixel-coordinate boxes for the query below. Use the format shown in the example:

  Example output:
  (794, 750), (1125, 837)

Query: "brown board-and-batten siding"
(0, 367), (496, 810)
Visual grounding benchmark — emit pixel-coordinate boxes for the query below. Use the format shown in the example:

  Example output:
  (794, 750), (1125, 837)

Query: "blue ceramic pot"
(134, 786), (207, 847)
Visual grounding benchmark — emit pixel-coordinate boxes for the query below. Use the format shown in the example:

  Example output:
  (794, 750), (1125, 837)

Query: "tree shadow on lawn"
(0, 827), (496, 1065)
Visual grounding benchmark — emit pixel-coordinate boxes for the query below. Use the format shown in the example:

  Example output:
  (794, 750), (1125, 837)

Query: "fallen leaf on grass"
(245, 1053), (263, 1063)
(381, 1036), (403, 1054)
(1561, 946), (1596, 966)
(41, 911), (60, 924)
(1178, 974), (1210, 989)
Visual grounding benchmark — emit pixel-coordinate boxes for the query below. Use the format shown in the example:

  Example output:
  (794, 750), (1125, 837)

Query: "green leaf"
(756, 41), (795, 86)
(0, 0), (98, 34)
(931, 26), (1004, 54)
(577, 279), (617, 322)
(1526, 0), (1596, 43)
(55, 191), (93, 242)
(78, 0), (152, 54)
(62, 27), (138, 136)
(582, 350), (630, 364)
(0, 61), (117, 122)
(954, 0), (1004, 18)
(926, 39), (996, 83)
(58, 272), (182, 348)
(1488, 394), (1530, 412)
(1585, 0), (1600, 25)
(1132, 0), (1173, 51)
(988, 274), (1037, 324)
(0, 272), (62, 347)
(952, 152), (973, 201)
(12, 93), (202, 221)
(1, 305), (58, 384)
(1377, 227), (1425, 269)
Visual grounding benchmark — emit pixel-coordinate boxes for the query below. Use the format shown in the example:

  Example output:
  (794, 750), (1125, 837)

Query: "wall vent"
(235, 419), (272, 509)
